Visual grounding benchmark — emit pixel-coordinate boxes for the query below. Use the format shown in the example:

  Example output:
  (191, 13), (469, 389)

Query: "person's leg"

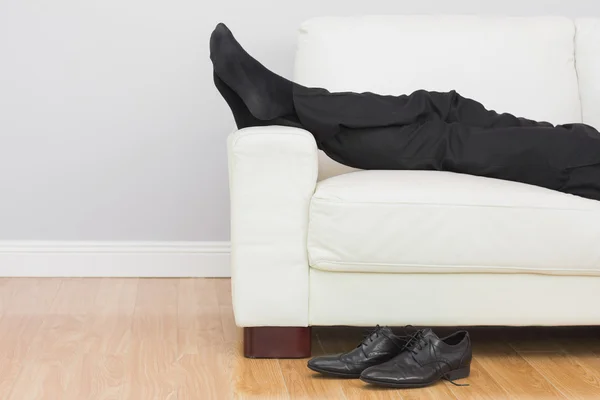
(209, 24), (461, 136)
(318, 122), (441, 171)
(437, 122), (600, 195)
(555, 123), (600, 200)
(445, 91), (554, 128)
(319, 120), (562, 184)
(561, 163), (600, 201)
(293, 87), (556, 144)
(210, 24), (556, 136)
(293, 86), (559, 146)
(321, 120), (600, 199)
(209, 24), (600, 201)
(293, 86), (455, 143)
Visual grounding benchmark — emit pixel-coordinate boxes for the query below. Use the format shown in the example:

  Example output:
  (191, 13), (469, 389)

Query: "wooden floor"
(1, 278), (600, 399)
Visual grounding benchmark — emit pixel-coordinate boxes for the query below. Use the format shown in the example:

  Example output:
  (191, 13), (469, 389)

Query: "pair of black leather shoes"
(307, 326), (471, 388)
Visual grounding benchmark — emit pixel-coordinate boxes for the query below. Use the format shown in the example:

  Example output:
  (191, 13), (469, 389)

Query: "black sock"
(213, 71), (268, 129)
(214, 71), (304, 130)
(210, 23), (296, 121)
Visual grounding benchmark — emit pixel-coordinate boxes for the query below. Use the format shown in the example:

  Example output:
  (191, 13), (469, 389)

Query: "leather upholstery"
(308, 170), (600, 276)
(309, 268), (600, 326)
(228, 126), (318, 326)
(575, 18), (600, 130)
(229, 16), (600, 328)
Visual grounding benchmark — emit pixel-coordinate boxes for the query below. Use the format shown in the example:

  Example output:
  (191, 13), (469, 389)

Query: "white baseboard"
(0, 241), (231, 277)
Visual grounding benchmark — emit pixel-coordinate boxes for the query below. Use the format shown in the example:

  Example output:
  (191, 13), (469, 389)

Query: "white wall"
(1, 0), (599, 241)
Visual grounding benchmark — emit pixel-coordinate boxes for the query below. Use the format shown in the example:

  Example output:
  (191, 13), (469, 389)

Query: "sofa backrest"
(576, 19), (600, 130)
(293, 16), (585, 180)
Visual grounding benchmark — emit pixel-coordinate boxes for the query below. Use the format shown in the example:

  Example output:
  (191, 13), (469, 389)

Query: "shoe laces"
(403, 330), (427, 354)
(358, 325), (384, 347)
(436, 360), (470, 387)
(445, 375), (469, 387)
(403, 330), (469, 387)
(358, 325), (406, 350)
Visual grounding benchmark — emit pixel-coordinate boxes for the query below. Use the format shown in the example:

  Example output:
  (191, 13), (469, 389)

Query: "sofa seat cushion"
(307, 170), (600, 276)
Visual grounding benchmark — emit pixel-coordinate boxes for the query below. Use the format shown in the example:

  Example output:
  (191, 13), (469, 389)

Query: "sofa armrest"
(227, 126), (319, 327)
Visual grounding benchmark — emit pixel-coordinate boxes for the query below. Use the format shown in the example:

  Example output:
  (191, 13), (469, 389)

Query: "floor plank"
(231, 344), (290, 399)
(7, 354), (85, 400)
(122, 279), (179, 400)
(121, 340), (179, 400)
(518, 351), (600, 399)
(49, 278), (101, 315)
(0, 357), (25, 400)
(215, 278), (233, 306)
(399, 384), (456, 400)
(220, 305), (240, 343)
(87, 279), (138, 355)
(7, 279), (102, 399)
(0, 279), (62, 399)
(1, 278), (62, 317)
(475, 342), (565, 398)
(444, 359), (509, 400)
(176, 344), (234, 400)
(75, 354), (126, 400)
(278, 336), (346, 400)
(177, 278), (223, 354)
(0, 278), (600, 399)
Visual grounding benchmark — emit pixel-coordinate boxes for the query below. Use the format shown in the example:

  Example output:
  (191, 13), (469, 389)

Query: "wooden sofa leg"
(243, 327), (311, 358)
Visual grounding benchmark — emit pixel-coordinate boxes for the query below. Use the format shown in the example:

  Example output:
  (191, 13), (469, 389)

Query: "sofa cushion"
(576, 18), (600, 130)
(308, 170), (600, 276)
(295, 16), (581, 125)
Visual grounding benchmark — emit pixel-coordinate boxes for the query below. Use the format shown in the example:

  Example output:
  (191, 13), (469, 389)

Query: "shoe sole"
(360, 365), (470, 388)
(306, 364), (361, 379)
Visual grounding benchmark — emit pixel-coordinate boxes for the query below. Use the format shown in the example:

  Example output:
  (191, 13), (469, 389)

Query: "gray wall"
(1, 0), (599, 241)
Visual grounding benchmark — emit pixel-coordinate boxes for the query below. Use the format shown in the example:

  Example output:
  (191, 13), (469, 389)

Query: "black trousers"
(293, 86), (600, 201)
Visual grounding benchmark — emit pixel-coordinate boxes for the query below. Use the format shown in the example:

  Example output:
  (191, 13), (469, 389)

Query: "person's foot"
(307, 326), (408, 378)
(360, 328), (471, 388)
(213, 71), (268, 129)
(213, 71), (303, 129)
(210, 23), (296, 121)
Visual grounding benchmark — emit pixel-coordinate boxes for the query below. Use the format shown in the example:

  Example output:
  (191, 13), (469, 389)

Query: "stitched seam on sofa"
(309, 260), (600, 275)
(309, 198), (598, 212)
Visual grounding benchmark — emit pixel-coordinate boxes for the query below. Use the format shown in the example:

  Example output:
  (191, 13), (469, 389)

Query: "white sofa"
(227, 16), (600, 358)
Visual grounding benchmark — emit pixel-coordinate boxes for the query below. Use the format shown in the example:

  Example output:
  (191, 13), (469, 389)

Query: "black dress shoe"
(307, 326), (407, 378)
(360, 328), (471, 388)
